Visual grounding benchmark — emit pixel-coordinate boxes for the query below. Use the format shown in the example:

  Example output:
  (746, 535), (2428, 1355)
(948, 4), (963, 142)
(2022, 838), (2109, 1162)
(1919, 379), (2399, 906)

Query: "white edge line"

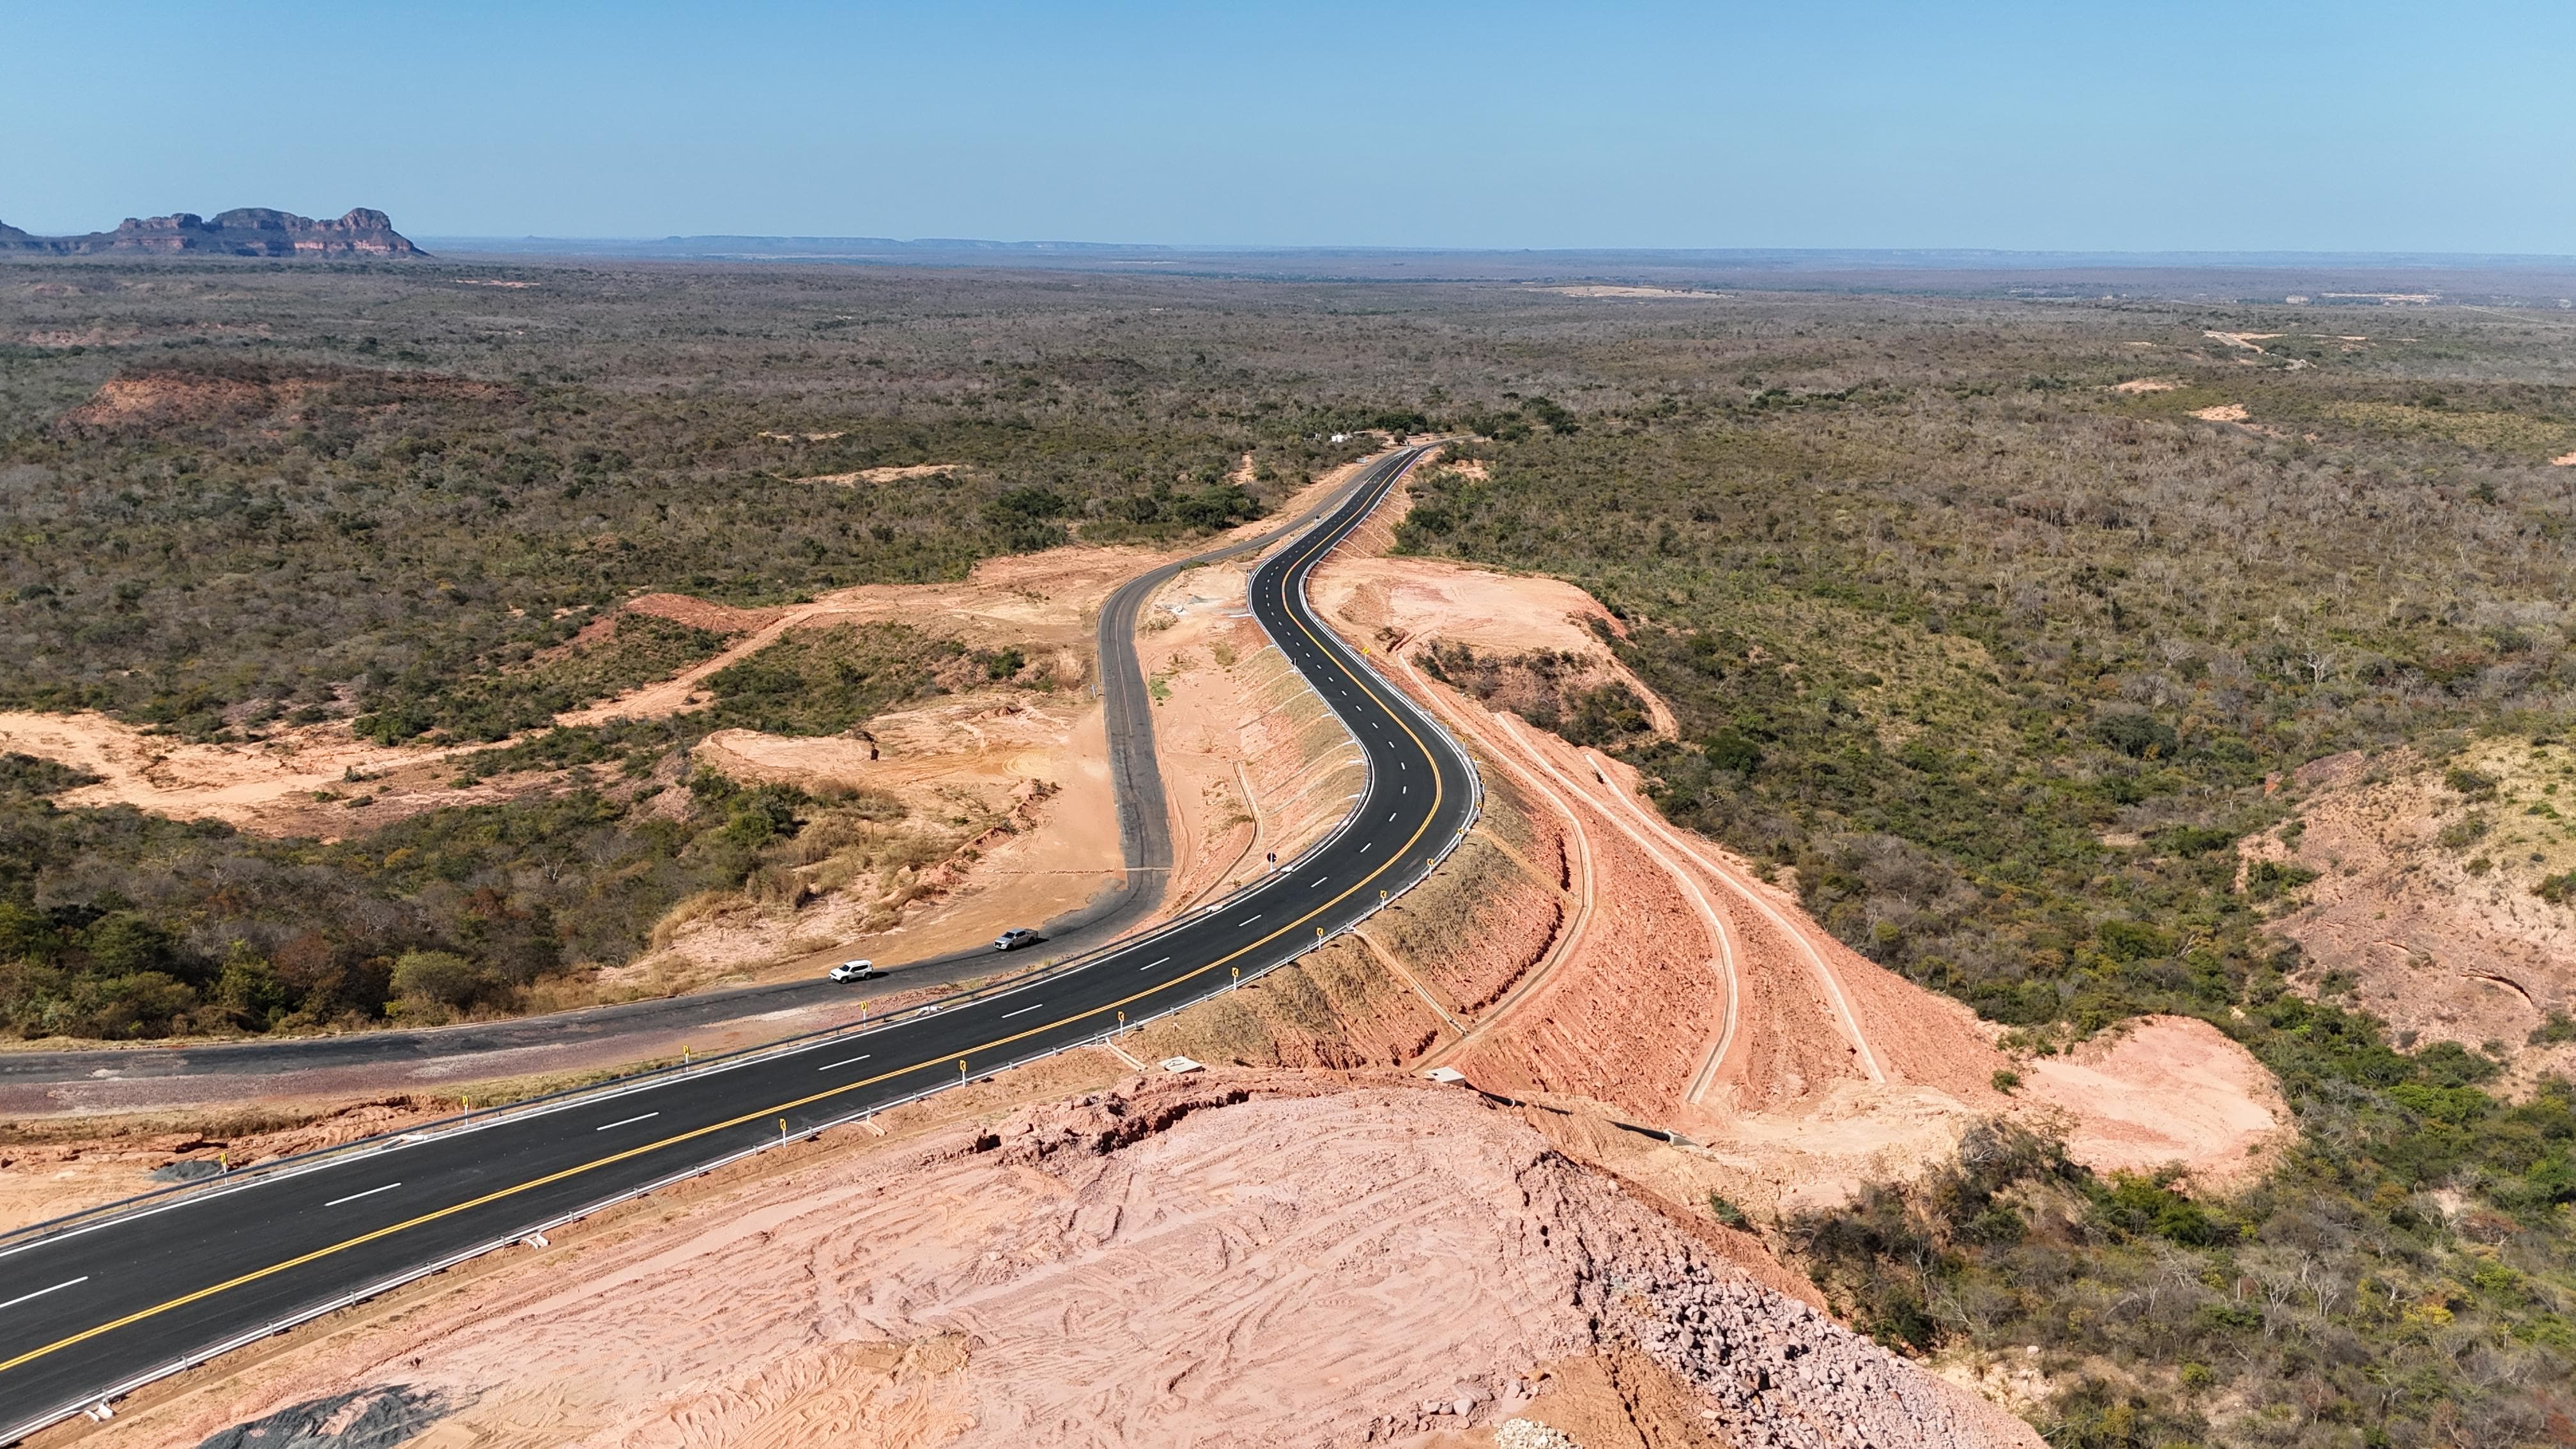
(0, 1276), (87, 1313)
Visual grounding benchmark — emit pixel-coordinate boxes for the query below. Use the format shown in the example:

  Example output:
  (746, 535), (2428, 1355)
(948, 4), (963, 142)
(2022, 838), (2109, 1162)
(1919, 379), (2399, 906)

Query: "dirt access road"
(0, 453), (1407, 1119)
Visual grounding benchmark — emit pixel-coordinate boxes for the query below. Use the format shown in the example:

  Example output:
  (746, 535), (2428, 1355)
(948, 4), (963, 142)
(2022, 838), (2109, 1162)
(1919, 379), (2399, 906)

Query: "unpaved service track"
(0, 446), (1479, 1443)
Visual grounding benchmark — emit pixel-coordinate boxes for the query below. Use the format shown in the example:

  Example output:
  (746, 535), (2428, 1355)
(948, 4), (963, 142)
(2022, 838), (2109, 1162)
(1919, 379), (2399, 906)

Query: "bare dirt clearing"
(793, 461), (967, 485)
(0, 711), (505, 837)
(2020, 1015), (2290, 1190)
(80, 1073), (2037, 1449)
(630, 693), (1120, 992)
(2254, 740), (2576, 1061)
(574, 459), (1382, 985)
(1308, 555), (1679, 737)
(0, 1098), (457, 1235)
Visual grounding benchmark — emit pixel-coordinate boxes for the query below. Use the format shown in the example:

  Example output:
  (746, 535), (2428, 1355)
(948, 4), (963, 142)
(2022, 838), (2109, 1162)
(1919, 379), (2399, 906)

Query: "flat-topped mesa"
(0, 207), (425, 257)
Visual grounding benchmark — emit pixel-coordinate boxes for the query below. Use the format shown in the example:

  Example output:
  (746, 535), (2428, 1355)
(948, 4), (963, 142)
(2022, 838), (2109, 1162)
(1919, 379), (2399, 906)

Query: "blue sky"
(3, 1), (2569, 252)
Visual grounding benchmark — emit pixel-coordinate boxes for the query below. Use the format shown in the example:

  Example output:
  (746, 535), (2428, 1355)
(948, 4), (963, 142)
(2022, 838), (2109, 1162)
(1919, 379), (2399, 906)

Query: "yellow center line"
(0, 452), (1456, 1381)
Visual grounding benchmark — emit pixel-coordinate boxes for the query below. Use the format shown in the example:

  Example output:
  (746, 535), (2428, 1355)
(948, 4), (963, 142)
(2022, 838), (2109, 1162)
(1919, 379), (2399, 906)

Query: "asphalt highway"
(0, 453), (1392, 1099)
(0, 444), (1475, 1441)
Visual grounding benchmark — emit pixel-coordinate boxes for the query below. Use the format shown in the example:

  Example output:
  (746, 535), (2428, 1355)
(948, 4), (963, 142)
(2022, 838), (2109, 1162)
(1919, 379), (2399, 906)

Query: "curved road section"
(0, 455), (1395, 1105)
(0, 445), (1475, 1441)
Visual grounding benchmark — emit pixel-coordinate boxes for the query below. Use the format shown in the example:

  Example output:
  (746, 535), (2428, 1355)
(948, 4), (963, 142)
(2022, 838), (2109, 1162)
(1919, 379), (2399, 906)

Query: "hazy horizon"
(6, 0), (2572, 254)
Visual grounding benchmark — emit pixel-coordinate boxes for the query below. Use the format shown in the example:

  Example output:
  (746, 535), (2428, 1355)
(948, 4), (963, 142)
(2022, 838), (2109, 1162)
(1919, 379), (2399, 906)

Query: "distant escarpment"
(0, 208), (424, 258)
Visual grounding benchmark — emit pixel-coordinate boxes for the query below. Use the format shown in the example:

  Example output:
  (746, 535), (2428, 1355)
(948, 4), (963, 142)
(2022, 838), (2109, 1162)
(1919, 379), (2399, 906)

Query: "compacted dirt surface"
(2020, 1015), (2291, 1190)
(55, 1073), (2039, 1449)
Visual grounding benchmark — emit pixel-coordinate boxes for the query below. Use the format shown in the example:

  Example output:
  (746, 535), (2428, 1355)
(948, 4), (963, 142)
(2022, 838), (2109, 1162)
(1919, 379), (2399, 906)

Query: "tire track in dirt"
(1570, 754), (1884, 1085)
(1485, 715), (1742, 1101)
(1396, 657), (1598, 1070)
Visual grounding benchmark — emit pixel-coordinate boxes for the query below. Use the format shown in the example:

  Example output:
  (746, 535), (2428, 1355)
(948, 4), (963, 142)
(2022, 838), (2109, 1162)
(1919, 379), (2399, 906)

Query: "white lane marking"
(1312, 877), (1331, 887)
(324, 1182), (402, 1208)
(1002, 1002), (1045, 1018)
(0, 1276), (87, 1312)
(1359, 841), (1372, 852)
(1239, 914), (1262, 925)
(817, 1054), (873, 1071)
(595, 1112), (661, 1130)
(1139, 956), (1172, 972)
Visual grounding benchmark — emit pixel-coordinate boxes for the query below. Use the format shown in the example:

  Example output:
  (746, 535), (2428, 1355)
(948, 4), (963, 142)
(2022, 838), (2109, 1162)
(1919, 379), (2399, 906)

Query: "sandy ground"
(794, 462), (966, 484)
(632, 692), (1123, 992)
(65, 1073), (2037, 1449)
(584, 457), (1384, 984)
(2110, 378), (2176, 394)
(0, 1098), (463, 1236)
(2253, 741), (2576, 1061)
(2189, 402), (2251, 422)
(0, 711), (505, 838)
(1306, 555), (1679, 737)
(2201, 331), (2309, 369)
(2553, 450), (2576, 466)
(556, 592), (784, 648)
(2020, 1016), (2290, 1190)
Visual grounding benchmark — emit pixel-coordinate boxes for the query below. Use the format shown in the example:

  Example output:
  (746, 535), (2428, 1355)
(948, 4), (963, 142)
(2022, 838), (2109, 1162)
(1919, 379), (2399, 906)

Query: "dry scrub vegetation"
(8, 261), (2576, 1444)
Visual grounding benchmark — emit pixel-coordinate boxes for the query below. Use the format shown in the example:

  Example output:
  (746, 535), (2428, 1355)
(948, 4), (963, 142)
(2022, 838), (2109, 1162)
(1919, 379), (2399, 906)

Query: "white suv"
(827, 960), (877, 982)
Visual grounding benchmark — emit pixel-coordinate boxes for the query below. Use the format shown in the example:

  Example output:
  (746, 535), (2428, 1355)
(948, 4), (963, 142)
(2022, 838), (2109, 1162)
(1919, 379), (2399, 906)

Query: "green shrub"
(390, 950), (494, 1010)
(2246, 859), (2321, 901)
(2447, 765), (2501, 799)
